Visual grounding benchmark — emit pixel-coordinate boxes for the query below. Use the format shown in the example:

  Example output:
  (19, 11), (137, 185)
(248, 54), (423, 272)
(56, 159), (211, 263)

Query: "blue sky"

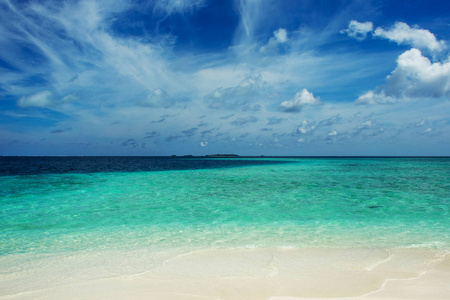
(1, 0), (449, 156)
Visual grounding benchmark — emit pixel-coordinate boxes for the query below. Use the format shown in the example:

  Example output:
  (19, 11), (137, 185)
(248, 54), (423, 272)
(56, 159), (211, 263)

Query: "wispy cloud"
(266, 117), (285, 125)
(144, 131), (160, 139)
(182, 127), (198, 136)
(206, 74), (264, 110)
(1, 0), (449, 155)
(17, 91), (53, 108)
(153, 0), (206, 15)
(230, 116), (258, 126)
(50, 127), (72, 134)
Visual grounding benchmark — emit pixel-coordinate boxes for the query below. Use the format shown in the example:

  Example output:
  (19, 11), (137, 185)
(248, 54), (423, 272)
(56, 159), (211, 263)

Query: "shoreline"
(1, 247), (449, 299)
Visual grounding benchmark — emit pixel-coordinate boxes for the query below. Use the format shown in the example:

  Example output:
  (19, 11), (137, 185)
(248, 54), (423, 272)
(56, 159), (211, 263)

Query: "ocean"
(2, 156), (449, 254)
(1, 156), (449, 299)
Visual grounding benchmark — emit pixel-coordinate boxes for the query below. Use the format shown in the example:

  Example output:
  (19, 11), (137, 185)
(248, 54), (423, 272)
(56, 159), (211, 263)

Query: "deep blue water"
(0, 156), (291, 176)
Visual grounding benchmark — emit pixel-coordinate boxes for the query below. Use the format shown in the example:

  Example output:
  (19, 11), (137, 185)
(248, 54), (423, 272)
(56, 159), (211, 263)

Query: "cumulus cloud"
(341, 20), (373, 40)
(343, 21), (445, 53)
(293, 116), (343, 141)
(295, 120), (316, 134)
(326, 130), (338, 143)
(374, 22), (445, 53)
(17, 91), (53, 108)
(280, 89), (320, 112)
(356, 48), (450, 104)
(328, 130), (338, 136)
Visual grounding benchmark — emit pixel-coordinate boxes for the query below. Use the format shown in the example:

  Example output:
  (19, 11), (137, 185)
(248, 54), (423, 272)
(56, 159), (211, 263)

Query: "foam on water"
(1, 157), (449, 255)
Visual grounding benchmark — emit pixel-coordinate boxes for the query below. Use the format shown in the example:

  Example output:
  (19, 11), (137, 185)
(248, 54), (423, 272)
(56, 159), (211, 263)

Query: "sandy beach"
(1, 247), (448, 299)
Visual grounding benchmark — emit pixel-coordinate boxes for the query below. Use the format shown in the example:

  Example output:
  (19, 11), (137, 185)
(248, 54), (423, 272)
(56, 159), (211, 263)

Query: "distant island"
(205, 154), (238, 158)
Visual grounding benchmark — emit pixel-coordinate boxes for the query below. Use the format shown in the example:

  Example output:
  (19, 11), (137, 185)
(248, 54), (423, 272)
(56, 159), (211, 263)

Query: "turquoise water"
(1, 158), (449, 255)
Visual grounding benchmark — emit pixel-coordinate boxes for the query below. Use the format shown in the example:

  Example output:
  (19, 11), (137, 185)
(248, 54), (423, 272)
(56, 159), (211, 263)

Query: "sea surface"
(1, 156), (449, 256)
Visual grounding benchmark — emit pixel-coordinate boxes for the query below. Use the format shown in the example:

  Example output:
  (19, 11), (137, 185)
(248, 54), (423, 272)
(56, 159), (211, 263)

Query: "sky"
(1, 0), (449, 156)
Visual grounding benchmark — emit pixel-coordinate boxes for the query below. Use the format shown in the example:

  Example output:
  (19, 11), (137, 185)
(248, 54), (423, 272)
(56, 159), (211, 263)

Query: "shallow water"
(1, 157), (449, 255)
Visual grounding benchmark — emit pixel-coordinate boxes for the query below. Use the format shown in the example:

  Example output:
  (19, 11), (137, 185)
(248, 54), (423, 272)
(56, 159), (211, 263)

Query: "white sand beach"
(1, 247), (449, 299)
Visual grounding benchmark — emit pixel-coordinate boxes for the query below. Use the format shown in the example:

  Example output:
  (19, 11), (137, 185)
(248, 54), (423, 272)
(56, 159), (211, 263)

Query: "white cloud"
(326, 130), (338, 143)
(359, 120), (372, 128)
(17, 91), (53, 108)
(193, 66), (246, 96)
(235, 0), (266, 43)
(348, 119), (387, 138)
(0, 0), (181, 111)
(273, 28), (288, 43)
(2, 1), (450, 156)
(355, 91), (397, 105)
(343, 21), (446, 54)
(341, 20), (373, 40)
(356, 48), (450, 104)
(374, 22), (445, 52)
(261, 28), (289, 52)
(388, 49), (450, 98)
(280, 89), (320, 112)
(295, 120), (316, 134)
(328, 130), (338, 136)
